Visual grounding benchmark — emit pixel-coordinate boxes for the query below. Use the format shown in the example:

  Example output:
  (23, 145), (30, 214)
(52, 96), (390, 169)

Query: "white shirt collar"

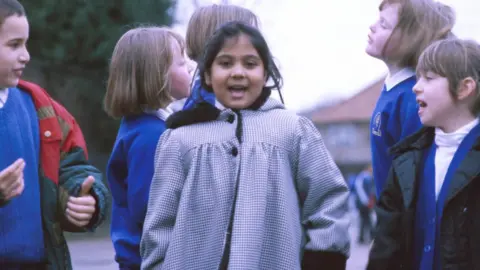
(435, 118), (480, 147)
(145, 98), (186, 121)
(385, 68), (415, 91)
(0, 88), (9, 108)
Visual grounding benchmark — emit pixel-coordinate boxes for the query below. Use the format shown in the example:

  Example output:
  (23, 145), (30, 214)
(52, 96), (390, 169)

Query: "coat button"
(231, 147), (238, 156)
(227, 115), (235, 123)
(44, 130), (52, 137)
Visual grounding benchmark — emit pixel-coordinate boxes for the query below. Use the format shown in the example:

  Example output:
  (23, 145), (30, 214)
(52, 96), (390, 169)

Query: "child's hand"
(65, 176), (96, 227)
(0, 159), (25, 201)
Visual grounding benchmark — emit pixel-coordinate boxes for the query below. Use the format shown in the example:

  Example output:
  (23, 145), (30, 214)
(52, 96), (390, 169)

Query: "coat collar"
(392, 126), (480, 207)
(166, 89), (284, 129)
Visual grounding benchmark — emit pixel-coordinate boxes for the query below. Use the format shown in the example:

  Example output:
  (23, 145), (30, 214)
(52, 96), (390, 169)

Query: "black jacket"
(367, 127), (480, 270)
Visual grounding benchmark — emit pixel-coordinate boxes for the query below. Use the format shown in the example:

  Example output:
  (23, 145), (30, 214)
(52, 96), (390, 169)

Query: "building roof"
(311, 76), (385, 124)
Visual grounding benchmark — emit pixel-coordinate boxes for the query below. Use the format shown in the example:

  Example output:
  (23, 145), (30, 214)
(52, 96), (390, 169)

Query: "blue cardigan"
(107, 113), (167, 269)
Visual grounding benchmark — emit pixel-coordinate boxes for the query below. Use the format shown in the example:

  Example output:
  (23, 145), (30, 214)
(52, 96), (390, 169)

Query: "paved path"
(68, 211), (371, 269)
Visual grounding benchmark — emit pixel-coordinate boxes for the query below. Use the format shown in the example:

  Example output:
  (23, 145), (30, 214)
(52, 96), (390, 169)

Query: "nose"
(412, 81), (422, 94)
(19, 46), (30, 64)
(231, 64), (245, 78)
(369, 20), (379, 33)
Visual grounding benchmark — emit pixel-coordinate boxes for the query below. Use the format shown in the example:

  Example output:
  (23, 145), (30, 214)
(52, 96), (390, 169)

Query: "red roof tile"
(311, 76), (385, 124)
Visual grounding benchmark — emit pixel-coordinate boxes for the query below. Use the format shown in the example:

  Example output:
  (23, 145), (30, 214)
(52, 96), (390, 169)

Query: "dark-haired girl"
(140, 22), (350, 270)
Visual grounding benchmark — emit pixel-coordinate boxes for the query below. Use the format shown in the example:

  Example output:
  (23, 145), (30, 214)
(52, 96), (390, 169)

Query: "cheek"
(209, 68), (228, 86)
(170, 68), (192, 96)
(382, 31), (402, 57)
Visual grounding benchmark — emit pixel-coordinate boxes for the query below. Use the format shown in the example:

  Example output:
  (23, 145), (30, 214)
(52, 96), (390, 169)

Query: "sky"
(173, 0), (480, 112)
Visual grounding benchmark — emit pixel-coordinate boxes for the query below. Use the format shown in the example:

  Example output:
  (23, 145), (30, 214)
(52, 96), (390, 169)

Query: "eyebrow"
(7, 37), (27, 43)
(215, 53), (261, 60)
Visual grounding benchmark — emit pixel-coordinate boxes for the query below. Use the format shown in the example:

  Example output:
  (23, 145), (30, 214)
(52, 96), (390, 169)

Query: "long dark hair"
(198, 21), (284, 104)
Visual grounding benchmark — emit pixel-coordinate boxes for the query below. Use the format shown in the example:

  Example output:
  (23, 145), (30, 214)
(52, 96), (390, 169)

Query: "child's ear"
(457, 77), (477, 101)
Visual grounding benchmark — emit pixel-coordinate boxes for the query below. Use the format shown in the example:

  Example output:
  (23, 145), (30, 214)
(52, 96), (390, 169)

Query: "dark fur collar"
(166, 88), (272, 129)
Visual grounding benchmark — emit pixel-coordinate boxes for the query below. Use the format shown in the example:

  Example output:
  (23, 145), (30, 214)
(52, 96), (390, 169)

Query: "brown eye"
(245, 62), (257, 68)
(219, 61), (231, 67)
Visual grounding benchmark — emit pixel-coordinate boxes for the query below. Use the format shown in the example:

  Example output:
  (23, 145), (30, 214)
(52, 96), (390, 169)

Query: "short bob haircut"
(104, 26), (185, 118)
(380, 0), (456, 68)
(198, 21), (283, 103)
(417, 38), (480, 115)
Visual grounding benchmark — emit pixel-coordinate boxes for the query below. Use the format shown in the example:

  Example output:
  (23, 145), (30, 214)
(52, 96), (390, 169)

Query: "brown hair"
(186, 4), (259, 62)
(417, 38), (480, 114)
(0, 0), (25, 26)
(104, 26), (186, 118)
(380, 0), (455, 68)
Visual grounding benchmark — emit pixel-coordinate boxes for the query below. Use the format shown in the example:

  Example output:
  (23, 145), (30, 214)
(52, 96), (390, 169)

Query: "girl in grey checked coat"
(140, 22), (351, 270)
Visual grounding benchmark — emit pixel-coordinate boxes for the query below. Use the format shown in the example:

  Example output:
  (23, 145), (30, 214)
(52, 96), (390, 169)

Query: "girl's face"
(366, 3), (402, 62)
(169, 41), (192, 100)
(205, 33), (266, 109)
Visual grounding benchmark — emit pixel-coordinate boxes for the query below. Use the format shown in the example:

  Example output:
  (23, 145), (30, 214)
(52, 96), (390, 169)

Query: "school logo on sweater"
(372, 112), (382, 136)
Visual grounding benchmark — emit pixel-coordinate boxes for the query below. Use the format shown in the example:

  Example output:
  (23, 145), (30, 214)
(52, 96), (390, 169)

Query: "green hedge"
(23, 0), (174, 68)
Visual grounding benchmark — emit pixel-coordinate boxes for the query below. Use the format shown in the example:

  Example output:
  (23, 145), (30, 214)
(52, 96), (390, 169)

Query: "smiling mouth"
(13, 69), (23, 77)
(228, 86), (247, 99)
(229, 85), (247, 90)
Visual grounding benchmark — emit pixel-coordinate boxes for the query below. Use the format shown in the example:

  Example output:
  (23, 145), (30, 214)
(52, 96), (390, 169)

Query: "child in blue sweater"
(0, 1), (109, 268)
(182, 4), (259, 110)
(104, 26), (191, 270)
(366, 0), (456, 196)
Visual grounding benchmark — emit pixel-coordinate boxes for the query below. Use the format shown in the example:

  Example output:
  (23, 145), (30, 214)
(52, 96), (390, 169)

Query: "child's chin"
(419, 117), (430, 126)
(4, 79), (18, 88)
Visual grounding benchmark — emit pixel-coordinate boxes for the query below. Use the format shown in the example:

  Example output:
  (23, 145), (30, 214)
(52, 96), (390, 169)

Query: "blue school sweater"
(182, 74), (216, 110)
(107, 113), (168, 269)
(0, 88), (44, 263)
(370, 76), (421, 197)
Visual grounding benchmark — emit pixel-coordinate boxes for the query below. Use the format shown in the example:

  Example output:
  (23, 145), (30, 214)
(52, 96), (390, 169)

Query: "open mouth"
(13, 68), (24, 77)
(417, 99), (427, 108)
(228, 85), (247, 98)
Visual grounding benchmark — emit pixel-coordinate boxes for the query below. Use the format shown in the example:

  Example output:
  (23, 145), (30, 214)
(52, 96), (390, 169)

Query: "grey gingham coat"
(141, 98), (351, 269)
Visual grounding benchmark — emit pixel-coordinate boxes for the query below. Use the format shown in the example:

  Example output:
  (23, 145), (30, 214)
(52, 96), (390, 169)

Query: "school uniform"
(0, 81), (109, 270)
(368, 120), (480, 270)
(107, 102), (181, 269)
(370, 68), (422, 197)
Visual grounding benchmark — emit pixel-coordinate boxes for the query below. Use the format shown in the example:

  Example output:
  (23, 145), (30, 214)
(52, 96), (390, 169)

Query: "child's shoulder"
(120, 114), (167, 137)
(391, 76), (417, 98)
(264, 107), (312, 127)
(389, 126), (433, 158)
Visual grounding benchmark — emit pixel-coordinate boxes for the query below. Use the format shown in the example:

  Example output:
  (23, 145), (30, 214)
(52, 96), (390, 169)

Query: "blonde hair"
(417, 38), (480, 114)
(380, 0), (456, 68)
(186, 4), (259, 62)
(104, 26), (186, 118)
